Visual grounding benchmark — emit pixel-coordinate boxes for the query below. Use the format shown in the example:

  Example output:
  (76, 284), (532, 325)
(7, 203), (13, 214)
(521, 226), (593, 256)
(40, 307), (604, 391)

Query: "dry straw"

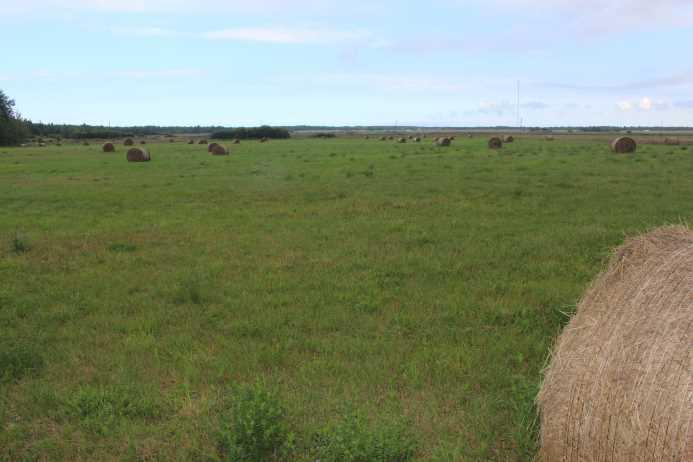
(611, 136), (637, 153)
(102, 142), (115, 153)
(538, 225), (693, 462)
(488, 137), (502, 149)
(126, 147), (151, 162)
(210, 144), (229, 155)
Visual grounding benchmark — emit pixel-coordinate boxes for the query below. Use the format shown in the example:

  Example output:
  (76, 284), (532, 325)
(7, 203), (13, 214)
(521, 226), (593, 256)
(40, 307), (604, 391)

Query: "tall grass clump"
(313, 410), (417, 462)
(0, 343), (44, 383)
(218, 382), (294, 461)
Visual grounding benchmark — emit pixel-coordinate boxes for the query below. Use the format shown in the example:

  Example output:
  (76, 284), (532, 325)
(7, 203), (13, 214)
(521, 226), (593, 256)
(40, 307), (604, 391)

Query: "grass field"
(1, 137), (692, 461)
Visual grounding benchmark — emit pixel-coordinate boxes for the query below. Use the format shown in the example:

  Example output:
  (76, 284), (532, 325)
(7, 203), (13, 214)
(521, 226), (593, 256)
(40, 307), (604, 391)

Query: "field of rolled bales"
(1, 136), (692, 460)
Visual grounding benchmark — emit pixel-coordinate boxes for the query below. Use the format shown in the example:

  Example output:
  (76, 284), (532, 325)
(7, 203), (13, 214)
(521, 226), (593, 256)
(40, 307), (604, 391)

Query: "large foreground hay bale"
(210, 144), (229, 155)
(126, 147), (151, 162)
(436, 137), (451, 147)
(537, 225), (693, 462)
(488, 137), (502, 149)
(611, 136), (636, 153)
(207, 142), (220, 153)
(102, 142), (115, 153)
(124, 138), (134, 146)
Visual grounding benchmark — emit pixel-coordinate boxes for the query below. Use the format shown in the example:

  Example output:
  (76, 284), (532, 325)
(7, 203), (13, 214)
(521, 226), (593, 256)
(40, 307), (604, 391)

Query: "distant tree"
(0, 89), (30, 146)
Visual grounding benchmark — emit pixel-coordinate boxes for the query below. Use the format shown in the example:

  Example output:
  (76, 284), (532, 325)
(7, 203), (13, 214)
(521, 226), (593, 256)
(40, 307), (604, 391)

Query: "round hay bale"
(537, 225), (693, 462)
(467, 134), (473, 138)
(82, 141), (90, 146)
(544, 135), (555, 141)
(198, 139), (207, 144)
(126, 147), (151, 162)
(387, 136), (394, 140)
(380, 136), (386, 141)
(414, 137), (421, 142)
(664, 137), (680, 146)
(207, 142), (220, 153)
(449, 136), (456, 140)
(233, 139), (240, 144)
(124, 138), (134, 146)
(503, 135), (514, 143)
(38, 143), (45, 147)
(436, 137), (451, 147)
(169, 139), (175, 143)
(611, 136), (636, 153)
(188, 139), (194, 145)
(102, 142), (115, 153)
(398, 137), (407, 143)
(260, 137), (268, 143)
(488, 137), (502, 149)
(210, 144), (229, 156)
(140, 140), (147, 145)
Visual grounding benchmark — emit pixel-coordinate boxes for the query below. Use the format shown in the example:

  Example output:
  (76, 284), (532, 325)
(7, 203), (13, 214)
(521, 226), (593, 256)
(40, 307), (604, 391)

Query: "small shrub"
(0, 344), (44, 383)
(218, 382), (294, 461)
(11, 232), (29, 254)
(313, 411), (417, 462)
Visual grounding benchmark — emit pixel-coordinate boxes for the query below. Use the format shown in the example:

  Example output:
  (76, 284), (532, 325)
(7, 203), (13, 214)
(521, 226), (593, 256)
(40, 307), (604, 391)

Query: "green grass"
(1, 138), (692, 460)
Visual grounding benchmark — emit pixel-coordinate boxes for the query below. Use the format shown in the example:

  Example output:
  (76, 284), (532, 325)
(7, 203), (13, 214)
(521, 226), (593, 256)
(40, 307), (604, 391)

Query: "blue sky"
(2, 0), (693, 126)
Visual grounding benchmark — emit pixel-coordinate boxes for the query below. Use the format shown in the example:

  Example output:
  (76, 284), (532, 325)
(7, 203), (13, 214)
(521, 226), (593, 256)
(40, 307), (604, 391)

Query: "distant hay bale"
(126, 147), (151, 162)
(503, 135), (514, 143)
(188, 139), (194, 144)
(124, 138), (134, 146)
(449, 136), (456, 140)
(537, 225), (693, 462)
(380, 136), (387, 141)
(82, 141), (90, 146)
(169, 139), (175, 143)
(365, 135), (370, 140)
(260, 137), (268, 143)
(414, 137), (421, 142)
(664, 137), (680, 146)
(387, 136), (394, 140)
(398, 137), (407, 143)
(233, 139), (241, 144)
(611, 136), (637, 153)
(210, 144), (229, 155)
(38, 143), (45, 147)
(198, 139), (207, 144)
(207, 142), (220, 153)
(436, 137), (451, 147)
(467, 134), (473, 138)
(488, 137), (502, 149)
(102, 142), (115, 153)
(545, 135), (555, 141)
(140, 140), (147, 145)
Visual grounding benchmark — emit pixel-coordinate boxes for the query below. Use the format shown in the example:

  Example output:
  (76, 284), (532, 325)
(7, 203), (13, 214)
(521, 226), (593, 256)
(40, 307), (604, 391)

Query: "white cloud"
(203, 27), (371, 44)
(617, 101), (633, 111)
(638, 97), (652, 110)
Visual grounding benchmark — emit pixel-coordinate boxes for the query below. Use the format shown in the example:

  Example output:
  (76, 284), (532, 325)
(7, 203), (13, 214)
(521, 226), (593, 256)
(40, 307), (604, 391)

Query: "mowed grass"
(1, 137), (692, 460)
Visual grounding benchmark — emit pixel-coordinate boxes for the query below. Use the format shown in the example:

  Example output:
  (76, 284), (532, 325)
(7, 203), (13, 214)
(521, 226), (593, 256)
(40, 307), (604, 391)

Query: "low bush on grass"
(218, 382), (294, 461)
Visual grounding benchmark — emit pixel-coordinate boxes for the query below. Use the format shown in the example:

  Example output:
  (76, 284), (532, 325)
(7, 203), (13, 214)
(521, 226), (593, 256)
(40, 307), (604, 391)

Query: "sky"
(2, 0), (693, 127)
